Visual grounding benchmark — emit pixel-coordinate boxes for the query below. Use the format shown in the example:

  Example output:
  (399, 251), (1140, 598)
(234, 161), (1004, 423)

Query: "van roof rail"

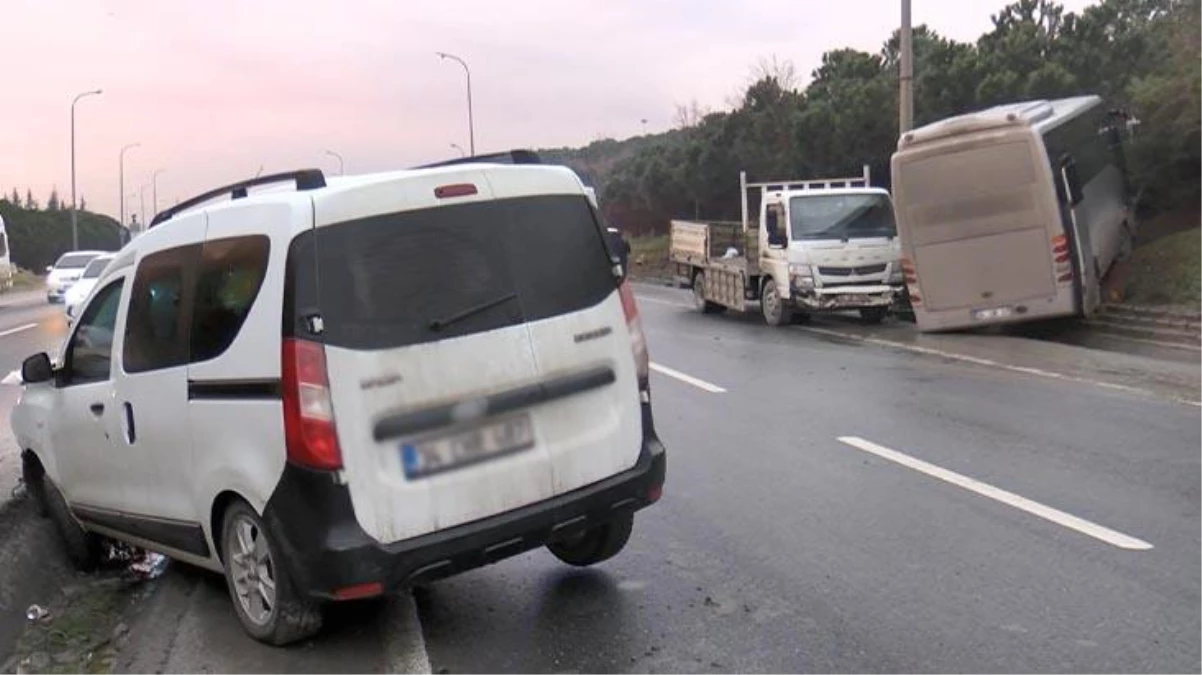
(413, 149), (542, 170)
(149, 169), (327, 228)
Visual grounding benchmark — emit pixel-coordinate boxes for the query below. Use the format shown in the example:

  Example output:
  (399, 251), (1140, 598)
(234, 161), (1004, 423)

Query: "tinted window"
(123, 245), (200, 373)
(288, 195), (616, 349)
(65, 279), (124, 385)
(191, 236), (270, 362)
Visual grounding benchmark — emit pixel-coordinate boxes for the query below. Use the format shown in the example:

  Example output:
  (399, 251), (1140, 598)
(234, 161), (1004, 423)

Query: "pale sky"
(2, 0), (1095, 224)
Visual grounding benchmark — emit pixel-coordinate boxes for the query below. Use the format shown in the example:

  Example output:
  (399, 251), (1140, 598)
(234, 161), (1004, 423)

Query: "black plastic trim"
(413, 149), (542, 170)
(188, 378), (282, 400)
(74, 505), (211, 557)
(262, 397), (664, 600)
(150, 169), (326, 228)
(373, 365), (615, 441)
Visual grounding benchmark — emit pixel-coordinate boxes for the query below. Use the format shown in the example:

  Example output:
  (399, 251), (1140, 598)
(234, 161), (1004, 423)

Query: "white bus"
(0, 214), (12, 290)
(891, 95), (1135, 332)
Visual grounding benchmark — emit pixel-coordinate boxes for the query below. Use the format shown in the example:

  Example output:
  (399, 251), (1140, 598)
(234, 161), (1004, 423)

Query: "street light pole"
(436, 52), (474, 155)
(119, 143), (140, 232)
(450, 143), (465, 157)
(325, 150), (344, 175)
(899, 0), (914, 134)
(71, 88), (103, 251)
(139, 183), (148, 230)
(152, 169), (165, 220)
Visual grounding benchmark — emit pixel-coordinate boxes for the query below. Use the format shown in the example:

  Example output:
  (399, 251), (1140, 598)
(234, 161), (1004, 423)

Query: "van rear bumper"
(262, 434), (666, 600)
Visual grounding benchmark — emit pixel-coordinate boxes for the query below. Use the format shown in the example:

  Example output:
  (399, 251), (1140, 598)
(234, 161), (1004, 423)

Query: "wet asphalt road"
(1, 286), (1198, 673)
(413, 285), (1200, 673)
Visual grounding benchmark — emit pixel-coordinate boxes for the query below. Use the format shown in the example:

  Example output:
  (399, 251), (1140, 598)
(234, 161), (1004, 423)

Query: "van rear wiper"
(429, 292), (518, 332)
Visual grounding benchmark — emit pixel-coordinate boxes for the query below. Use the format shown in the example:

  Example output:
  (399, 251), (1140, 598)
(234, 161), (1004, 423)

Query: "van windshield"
(288, 194), (617, 350)
(55, 253), (99, 269)
(81, 257), (112, 279)
(789, 193), (896, 241)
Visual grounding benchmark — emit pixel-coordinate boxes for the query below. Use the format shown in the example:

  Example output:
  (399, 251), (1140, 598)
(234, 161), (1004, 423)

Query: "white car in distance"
(64, 254), (115, 323)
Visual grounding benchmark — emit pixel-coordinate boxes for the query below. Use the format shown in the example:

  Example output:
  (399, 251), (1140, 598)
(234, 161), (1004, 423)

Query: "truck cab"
(754, 171), (903, 325)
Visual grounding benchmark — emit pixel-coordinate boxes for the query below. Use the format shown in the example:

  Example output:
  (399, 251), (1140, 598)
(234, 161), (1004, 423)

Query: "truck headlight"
(789, 264), (814, 289)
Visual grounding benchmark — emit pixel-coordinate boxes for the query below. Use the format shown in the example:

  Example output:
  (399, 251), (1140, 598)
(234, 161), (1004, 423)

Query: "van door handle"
(123, 402), (137, 444)
(89, 402), (104, 416)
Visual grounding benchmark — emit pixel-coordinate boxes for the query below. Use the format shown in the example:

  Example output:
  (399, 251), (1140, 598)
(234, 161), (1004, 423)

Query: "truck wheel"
(761, 279), (793, 327)
(43, 476), (103, 570)
(692, 273), (724, 314)
(859, 307), (888, 324)
(547, 513), (633, 567)
(221, 500), (323, 646)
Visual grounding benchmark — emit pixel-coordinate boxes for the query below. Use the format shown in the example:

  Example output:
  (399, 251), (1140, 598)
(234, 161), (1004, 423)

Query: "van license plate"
(972, 307), (1014, 321)
(401, 414), (534, 480)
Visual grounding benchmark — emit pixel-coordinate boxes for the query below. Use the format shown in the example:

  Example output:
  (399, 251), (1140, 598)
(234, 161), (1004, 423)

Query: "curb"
(383, 593), (432, 674)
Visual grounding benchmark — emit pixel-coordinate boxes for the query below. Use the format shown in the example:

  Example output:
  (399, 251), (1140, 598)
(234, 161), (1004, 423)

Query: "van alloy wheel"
(227, 514), (277, 627)
(220, 500), (322, 645)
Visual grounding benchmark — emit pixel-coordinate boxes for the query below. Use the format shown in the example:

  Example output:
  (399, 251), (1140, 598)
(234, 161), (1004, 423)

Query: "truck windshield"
(789, 193), (896, 241)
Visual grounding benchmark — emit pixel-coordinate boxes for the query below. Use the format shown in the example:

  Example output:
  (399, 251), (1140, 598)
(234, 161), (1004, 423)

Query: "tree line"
(549, 0), (1199, 236)
(0, 195), (126, 272)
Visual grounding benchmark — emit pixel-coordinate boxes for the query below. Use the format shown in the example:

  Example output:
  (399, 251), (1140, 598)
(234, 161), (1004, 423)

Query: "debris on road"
(127, 553), (168, 581)
(23, 605), (48, 623)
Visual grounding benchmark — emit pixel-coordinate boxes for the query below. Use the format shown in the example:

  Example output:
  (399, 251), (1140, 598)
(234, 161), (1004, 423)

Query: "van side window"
(124, 245), (201, 373)
(64, 279), (125, 385)
(190, 235), (270, 363)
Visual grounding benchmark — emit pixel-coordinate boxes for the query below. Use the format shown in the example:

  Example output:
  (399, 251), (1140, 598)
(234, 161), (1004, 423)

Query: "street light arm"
(436, 52), (475, 155)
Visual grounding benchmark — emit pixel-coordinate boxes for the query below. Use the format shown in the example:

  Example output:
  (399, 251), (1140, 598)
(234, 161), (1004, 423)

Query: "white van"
(12, 154), (666, 645)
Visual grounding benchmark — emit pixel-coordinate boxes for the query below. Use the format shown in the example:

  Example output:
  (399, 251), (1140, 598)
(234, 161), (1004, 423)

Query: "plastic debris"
(128, 552), (169, 580)
(722, 247), (740, 259)
(25, 604), (50, 622)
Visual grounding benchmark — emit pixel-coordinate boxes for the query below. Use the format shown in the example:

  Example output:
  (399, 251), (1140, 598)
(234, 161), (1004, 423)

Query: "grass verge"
(1123, 225), (1200, 307)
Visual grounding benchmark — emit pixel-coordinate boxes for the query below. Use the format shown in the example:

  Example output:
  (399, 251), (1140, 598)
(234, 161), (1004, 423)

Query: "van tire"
(220, 500), (323, 646)
(859, 307), (888, 324)
(21, 452), (49, 518)
(43, 476), (103, 571)
(547, 513), (634, 567)
(692, 273), (724, 314)
(761, 279), (793, 327)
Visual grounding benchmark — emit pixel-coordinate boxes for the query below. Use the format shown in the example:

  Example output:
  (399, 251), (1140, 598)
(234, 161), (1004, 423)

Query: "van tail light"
(1051, 235), (1073, 284)
(281, 338), (343, 471)
(618, 281), (650, 388)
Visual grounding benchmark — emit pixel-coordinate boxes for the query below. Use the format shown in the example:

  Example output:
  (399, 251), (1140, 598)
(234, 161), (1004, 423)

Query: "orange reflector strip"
(434, 183), (478, 199)
(333, 582), (383, 601)
(1052, 235), (1067, 245)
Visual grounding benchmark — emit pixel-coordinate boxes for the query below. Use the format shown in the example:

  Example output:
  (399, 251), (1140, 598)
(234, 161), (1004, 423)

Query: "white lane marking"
(0, 323), (38, 338)
(799, 325), (1202, 408)
(383, 593), (432, 674)
(636, 294), (692, 309)
(837, 436), (1154, 551)
(2, 369), (21, 385)
(649, 362), (727, 393)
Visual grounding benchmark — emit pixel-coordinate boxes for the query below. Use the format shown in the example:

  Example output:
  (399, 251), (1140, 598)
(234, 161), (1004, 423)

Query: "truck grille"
(818, 264), (887, 277)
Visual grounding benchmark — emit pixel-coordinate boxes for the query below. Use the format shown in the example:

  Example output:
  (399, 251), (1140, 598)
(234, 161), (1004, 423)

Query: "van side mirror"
(21, 352), (54, 384)
(765, 207), (787, 248)
(1061, 156), (1084, 207)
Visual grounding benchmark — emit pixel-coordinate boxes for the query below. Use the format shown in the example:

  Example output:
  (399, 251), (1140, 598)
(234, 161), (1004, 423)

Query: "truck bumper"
(791, 286), (902, 311)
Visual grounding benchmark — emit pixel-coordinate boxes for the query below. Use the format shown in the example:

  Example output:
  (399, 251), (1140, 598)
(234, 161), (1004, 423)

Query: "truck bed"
(670, 220), (761, 311)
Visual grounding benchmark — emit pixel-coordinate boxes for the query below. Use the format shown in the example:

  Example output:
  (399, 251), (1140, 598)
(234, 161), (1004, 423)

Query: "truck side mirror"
(765, 207), (786, 248)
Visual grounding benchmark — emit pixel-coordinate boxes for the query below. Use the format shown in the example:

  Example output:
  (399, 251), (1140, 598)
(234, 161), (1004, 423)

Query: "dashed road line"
(0, 323), (38, 338)
(838, 435), (1154, 551)
(649, 362), (727, 393)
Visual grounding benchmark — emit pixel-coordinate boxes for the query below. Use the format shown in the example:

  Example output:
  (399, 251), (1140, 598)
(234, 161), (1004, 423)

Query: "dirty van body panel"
(305, 169), (640, 546)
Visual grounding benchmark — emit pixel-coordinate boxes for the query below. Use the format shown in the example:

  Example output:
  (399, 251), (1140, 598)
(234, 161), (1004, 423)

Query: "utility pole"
(119, 143), (139, 232)
(899, 0), (914, 134)
(152, 169), (165, 220)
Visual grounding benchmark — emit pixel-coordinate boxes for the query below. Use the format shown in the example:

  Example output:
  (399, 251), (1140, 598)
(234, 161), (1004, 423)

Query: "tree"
(47, 187), (60, 211)
(24, 189), (36, 210)
(8, 188), (17, 205)
(79, 195), (87, 212)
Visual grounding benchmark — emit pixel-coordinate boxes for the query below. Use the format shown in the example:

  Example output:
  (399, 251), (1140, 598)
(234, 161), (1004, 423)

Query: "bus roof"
(897, 95), (1102, 151)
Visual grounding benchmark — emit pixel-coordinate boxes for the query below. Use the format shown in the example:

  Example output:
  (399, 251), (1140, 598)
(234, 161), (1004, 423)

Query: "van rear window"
(286, 194), (617, 349)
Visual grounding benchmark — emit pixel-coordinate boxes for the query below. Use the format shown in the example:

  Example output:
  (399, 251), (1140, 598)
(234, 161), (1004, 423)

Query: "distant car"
(64, 254), (115, 322)
(45, 251), (107, 304)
